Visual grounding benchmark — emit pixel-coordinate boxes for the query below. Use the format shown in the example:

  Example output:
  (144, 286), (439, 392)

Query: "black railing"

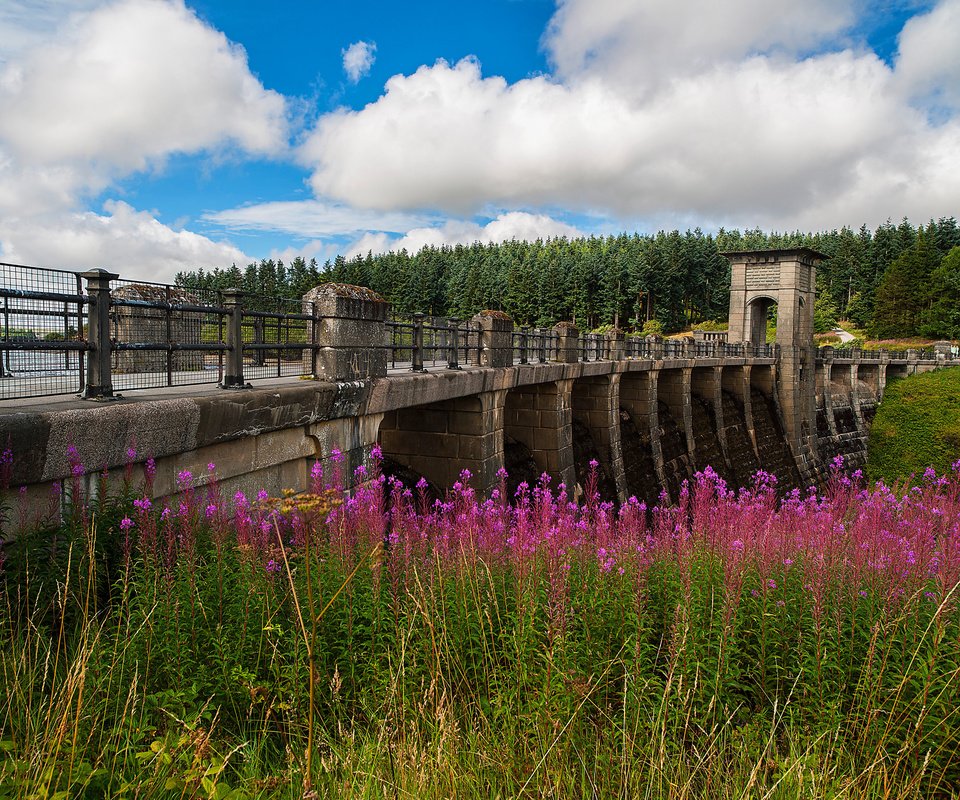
(0, 262), (947, 402)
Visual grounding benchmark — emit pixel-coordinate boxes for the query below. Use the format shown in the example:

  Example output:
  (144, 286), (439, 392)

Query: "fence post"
(447, 318), (461, 370)
(221, 289), (249, 389)
(79, 269), (119, 400)
(412, 313), (425, 372)
(520, 327), (529, 365)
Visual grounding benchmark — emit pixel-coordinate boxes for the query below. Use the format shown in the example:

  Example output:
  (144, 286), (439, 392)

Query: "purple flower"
(265, 559), (281, 575)
(133, 497), (152, 513)
(207, 462), (216, 473)
(205, 504), (218, 520)
(176, 469), (193, 488)
(126, 447), (137, 461)
(119, 517), (134, 531)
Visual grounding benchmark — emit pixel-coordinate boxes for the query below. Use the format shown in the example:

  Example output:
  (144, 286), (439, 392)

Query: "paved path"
(832, 328), (857, 343)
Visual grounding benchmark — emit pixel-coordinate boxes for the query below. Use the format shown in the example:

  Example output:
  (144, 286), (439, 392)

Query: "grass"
(868, 366), (960, 485)
(2, 454), (960, 798)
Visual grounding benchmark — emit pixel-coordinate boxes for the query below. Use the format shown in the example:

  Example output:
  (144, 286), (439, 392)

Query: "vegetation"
(3, 448), (960, 797)
(176, 218), (960, 337)
(867, 367), (960, 485)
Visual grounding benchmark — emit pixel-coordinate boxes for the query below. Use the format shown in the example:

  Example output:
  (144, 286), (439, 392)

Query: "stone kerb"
(554, 322), (579, 363)
(302, 283), (388, 381)
(473, 310), (514, 368)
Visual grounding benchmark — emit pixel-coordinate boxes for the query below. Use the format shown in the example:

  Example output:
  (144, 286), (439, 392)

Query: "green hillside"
(867, 366), (960, 485)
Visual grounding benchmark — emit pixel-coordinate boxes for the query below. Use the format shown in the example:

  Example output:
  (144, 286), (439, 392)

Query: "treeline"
(176, 217), (960, 337)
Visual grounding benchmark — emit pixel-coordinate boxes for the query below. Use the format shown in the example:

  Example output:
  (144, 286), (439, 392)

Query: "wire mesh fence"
(109, 277), (227, 391)
(242, 298), (313, 381)
(0, 263), (88, 399)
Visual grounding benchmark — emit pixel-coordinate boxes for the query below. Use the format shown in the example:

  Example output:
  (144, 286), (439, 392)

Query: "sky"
(0, 0), (958, 283)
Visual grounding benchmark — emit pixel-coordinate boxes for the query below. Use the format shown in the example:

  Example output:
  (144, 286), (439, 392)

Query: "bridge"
(0, 250), (952, 517)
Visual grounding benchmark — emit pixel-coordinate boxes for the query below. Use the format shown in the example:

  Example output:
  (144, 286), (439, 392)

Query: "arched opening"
(747, 296), (778, 344)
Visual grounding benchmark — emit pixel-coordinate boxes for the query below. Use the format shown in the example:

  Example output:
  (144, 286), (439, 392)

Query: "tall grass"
(2, 450), (960, 798)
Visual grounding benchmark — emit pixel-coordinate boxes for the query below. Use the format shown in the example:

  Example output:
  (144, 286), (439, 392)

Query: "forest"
(177, 217), (960, 338)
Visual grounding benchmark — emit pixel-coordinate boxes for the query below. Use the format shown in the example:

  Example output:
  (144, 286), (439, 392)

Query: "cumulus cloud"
(0, 0), (287, 278)
(895, 0), (960, 111)
(0, 201), (248, 280)
(297, 0), (960, 233)
(342, 40), (376, 83)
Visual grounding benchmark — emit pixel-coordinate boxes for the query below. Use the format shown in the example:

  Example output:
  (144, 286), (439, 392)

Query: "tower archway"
(723, 248), (826, 474)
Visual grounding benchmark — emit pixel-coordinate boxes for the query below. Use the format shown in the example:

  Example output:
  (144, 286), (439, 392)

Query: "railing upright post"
(221, 288), (249, 389)
(412, 313), (425, 372)
(447, 318), (461, 370)
(79, 269), (119, 400)
(520, 327), (529, 364)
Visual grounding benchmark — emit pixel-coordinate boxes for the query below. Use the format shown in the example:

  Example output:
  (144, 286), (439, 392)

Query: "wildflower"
(176, 469), (193, 488)
(205, 504), (218, 520)
(119, 517), (134, 531)
(265, 559), (281, 575)
(730, 539), (744, 551)
(71, 463), (85, 477)
(257, 489), (269, 502)
(133, 497), (152, 513)
(371, 444), (383, 460)
(145, 458), (156, 480)
(207, 462), (216, 472)
(767, 579), (777, 590)
(331, 448), (344, 464)
(126, 447), (137, 461)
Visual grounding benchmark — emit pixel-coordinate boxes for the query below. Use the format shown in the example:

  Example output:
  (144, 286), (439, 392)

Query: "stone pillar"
(303, 284), (388, 382)
(658, 366), (695, 467)
(935, 341), (953, 363)
(80, 268), (119, 400)
(474, 310), (514, 367)
(646, 334), (663, 360)
(572, 374), (627, 502)
(620, 369), (668, 500)
(504, 379), (576, 489)
(377, 390), (507, 495)
(554, 322), (579, 363)
(605, 329), (625, 361)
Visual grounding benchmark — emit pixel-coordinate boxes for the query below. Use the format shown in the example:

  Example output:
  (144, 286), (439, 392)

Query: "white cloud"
(895, 0), (960, 111)
(205, 199), (436, 237)
(0, 0), (288, 281)
(0, 201), (249, 280)
(297, 0), (960, 234)
(342, 40), (376, 83)
(344, 211), (583, 258)
(544, 0), (856, 97)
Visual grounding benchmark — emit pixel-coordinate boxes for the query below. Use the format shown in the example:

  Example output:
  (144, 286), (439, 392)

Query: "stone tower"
(724, 248), (826, 477)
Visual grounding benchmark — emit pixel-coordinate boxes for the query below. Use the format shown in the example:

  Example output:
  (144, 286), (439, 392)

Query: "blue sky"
(0, 0), (957, 281)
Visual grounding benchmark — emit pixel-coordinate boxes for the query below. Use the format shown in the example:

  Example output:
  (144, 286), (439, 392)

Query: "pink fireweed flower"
(176, 469), (193, 489)
(331, 448), (344, 464)
(145, 458), (156, 481)
(133, 497), (152, 513)
(371, 444), (382, 460)
(257, 489), (269, 502)
(126, 447), (137, 461)
(205, 504), (218, 520)
(119, 517), (134, 531)
(207, 462), (216, 472)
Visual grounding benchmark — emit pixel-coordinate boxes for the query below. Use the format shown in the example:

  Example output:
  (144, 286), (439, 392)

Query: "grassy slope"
(867, 365), (960, 484)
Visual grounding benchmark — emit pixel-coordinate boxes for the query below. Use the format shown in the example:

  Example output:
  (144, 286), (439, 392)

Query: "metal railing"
(0, 263), (89, 398)
(0, 262), (946, 402)
(386, 315), (482, 371)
